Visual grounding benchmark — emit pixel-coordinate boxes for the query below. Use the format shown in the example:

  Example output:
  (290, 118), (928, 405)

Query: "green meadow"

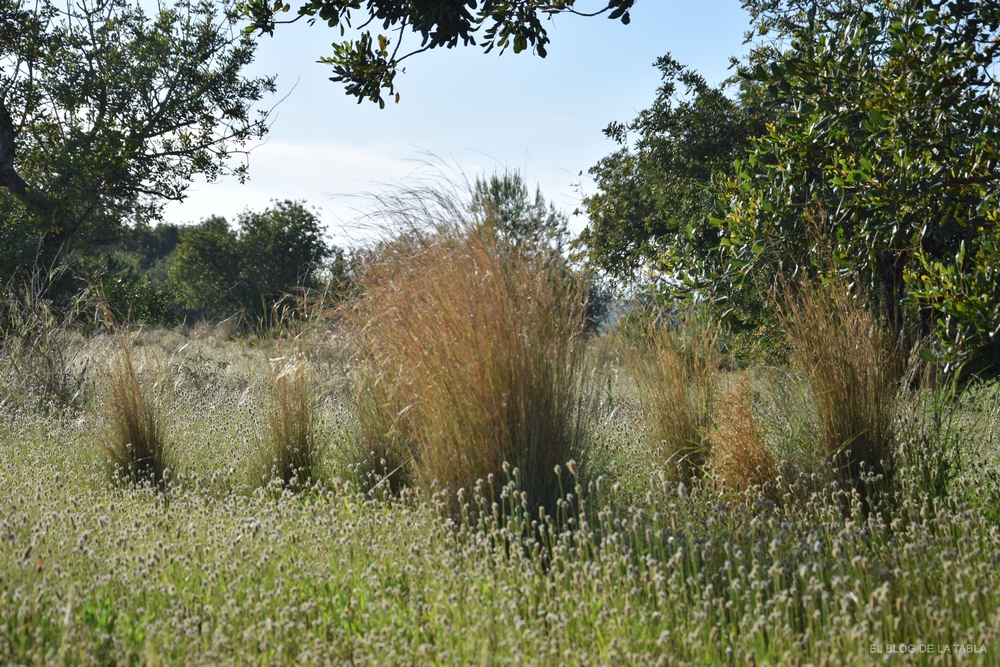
(4, 216), (1000, 666)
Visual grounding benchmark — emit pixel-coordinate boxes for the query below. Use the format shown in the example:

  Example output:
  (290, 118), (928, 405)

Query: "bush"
(168, 215), (243, 319)
(169, 202), (335, 324)
(346, 187), (589, 510)
(1, 266), (90, 410)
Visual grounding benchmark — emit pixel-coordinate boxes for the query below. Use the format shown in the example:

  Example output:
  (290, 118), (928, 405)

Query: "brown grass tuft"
(96, 330), (168, 487)
(345, 189), (589, 508)
(627, 309), (720, 482)
(783, 281), (904, 503)
(708, 375), (777, 497)
(260, 355), (320, 488)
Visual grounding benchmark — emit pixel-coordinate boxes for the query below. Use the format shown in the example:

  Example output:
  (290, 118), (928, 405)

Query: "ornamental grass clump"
(708, 374), (778, 498)
(784, 282), (904, 506)
(259, 355), (321, 488)
(96, 329), (168, 487)
(347, 186), (589, 510)
(627, 309), (720, 483)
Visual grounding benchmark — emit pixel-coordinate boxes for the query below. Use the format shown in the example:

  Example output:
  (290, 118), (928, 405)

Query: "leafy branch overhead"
(239, 0), (636, 107)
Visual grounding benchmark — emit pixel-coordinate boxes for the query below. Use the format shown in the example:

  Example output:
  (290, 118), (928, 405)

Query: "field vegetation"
(5, 0), (1000, 662)
(3, 195), (1000, 664)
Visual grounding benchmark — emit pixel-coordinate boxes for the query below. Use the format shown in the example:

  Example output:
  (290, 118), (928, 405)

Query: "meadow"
(3, 216), (1000, 666)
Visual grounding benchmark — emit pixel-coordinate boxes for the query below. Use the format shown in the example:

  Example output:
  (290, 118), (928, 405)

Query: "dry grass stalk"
(97, 329), (167, 487)
(708, 375), (777, 497)
(261, 356), (320, 487)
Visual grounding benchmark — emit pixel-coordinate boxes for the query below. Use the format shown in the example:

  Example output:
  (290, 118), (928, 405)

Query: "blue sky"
(162, 1), (753, 246)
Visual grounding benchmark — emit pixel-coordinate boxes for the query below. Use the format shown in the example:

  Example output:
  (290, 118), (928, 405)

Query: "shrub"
(1, 266), (89, 410)
(626, 308), (720, 482)
(783, 282), (904, 507)
(346, 187), (589, 509)
(96, 329), (168, 487)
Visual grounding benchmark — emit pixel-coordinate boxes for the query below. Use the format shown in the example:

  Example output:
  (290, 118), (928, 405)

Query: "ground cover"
(2, 327), (1000, 665)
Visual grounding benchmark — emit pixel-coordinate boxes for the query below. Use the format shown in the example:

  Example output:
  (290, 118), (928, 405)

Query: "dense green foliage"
(237, 200), (333, 319)
(168, 216), (244, 319)
(582, 0), (1000, 370)
(0, 0), (275, 278)
(471, 171), (569, 255)
(718, 0), (1000, 367)
(239, 0), (636, 106)
(581, 55), (769, 283)
(169, 200), (334, 322)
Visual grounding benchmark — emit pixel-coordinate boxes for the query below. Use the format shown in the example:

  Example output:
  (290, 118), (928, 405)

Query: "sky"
(161, 1), (754, 247)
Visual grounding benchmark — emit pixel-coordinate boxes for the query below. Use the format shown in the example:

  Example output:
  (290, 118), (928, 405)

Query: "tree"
(472, 170), (610, 330)
(237, 199), (331, 319)
(239, 0), (637, 106)
(471, 169), (568, 255)
(579, 54), (770, 284)
(0, 0), (276, 274)
(169, 201), (332, 321)
(169, 215), (243, 318)
(715, 0), (1000, 366)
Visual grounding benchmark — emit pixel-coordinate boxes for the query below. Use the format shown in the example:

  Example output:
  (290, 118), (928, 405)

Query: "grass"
(345, 188), (589, 510)
(625, 308), (720, 482)
(2, 358), (1000, 664)
(0, 268), (90, 411)
(783, 282), (905, 508)
(94, 327), (169, 488)
(258, 353), (321, 488)
(2, 286), (1000, 663)
(708, 373), (778, 497)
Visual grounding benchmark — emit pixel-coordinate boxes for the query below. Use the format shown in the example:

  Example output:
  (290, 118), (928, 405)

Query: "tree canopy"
(581, 0), (1000, 368)
(239, 0), (637, 106)
(579, 54), (770, 284)
(716, 0), (1000, 365)
(0, 0), (275, 274)
(169, 200), (333, 321)
(471, 170), (569, 256)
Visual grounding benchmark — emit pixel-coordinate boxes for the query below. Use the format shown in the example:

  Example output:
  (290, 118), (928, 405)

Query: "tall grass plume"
(783, 281), (904, 505)
(708, 374), (777, 497)
(259, 355), (321, 488)
(346, 184), (590, 509)
(96, 327), (168, 487)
